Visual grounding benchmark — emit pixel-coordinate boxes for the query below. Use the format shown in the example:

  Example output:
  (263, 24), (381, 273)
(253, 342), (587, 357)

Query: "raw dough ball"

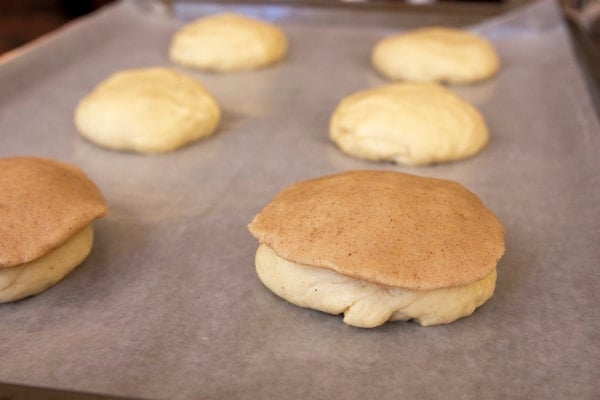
(329, 83), (489, 165)
(0, 157), (108, 303)
(372, 27), (500, 84)
(169, 13), (288, 72)
(248, 170), (506, 328)
(75, 67), (220, 154)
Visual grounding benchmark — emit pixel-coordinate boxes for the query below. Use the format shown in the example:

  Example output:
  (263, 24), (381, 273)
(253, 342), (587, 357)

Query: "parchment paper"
(0, 1), (598, 399)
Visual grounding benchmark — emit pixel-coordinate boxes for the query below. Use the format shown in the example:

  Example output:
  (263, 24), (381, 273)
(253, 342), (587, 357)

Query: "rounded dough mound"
(256, 244), (497, 328)
(0, 157), (107, 303)
(169, 13), (287, 72)
(75, 68), (221, 154)
(372, 27), (500, 84)
(0, 225), (94, 303)
(329, 83), (489, 165)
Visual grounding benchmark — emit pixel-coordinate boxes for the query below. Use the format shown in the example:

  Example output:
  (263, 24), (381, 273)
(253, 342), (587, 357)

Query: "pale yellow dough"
(372, 27), (500, 84)
(75, 68), (220, 154)
(169, 13), (287, 72)
(255, 244), (496, 328)
(329, 83), (489, 165)
(0, 225), (94, 303)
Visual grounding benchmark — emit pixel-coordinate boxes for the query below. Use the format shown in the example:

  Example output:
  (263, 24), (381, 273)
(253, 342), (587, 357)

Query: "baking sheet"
(0, 0), (599, 399)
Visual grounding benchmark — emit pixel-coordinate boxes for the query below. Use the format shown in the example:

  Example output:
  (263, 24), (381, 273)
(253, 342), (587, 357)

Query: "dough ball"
(75, 67), (220, 154)
(169, 13), (287, 72)
(0, 157), (107, 303)
(329, 83), (489, 165)
(372, 27), (500, 84)
(248, 170), (505, 327)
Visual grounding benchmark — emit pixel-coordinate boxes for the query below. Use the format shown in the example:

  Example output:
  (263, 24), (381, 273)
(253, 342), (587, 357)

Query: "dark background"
(0, 0), (115, 55)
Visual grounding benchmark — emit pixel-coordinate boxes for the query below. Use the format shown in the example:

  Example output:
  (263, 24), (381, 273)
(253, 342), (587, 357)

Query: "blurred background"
(0, 0), (513, 57)
(0, 0), (115, 54)
(1, 0), (599, 66)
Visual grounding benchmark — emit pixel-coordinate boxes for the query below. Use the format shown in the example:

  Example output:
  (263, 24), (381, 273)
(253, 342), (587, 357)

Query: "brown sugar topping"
(248, 170), (505, 290)
(0, 157), (108, 267)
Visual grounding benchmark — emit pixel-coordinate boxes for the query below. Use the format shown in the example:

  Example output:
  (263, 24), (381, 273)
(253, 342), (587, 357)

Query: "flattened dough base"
(0, 225), (94, 303)
(255, 244), (496, 327)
